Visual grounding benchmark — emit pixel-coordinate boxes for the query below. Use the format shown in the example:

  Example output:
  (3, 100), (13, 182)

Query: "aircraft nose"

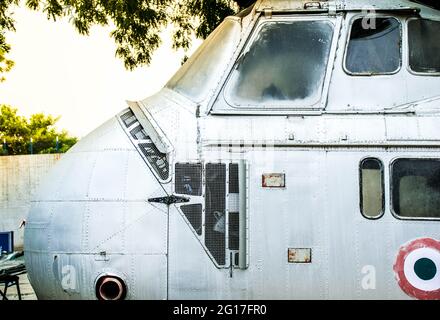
(24, 113), (169, 300)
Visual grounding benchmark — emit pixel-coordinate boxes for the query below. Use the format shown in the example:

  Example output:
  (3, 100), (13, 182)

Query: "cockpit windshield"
(224, 19), (334, 108)
(166, 18), (241, 103)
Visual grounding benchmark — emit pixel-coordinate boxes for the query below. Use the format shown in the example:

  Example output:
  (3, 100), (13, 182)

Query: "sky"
(0, 7), (199, 138)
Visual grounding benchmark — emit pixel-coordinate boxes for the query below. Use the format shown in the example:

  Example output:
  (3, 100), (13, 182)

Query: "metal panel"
(54, 152), (98, 201)
(49, 202), (86, 253)
(130, 254), (168, 299)
(123, 202), (168, 255)
(88, 150), (129, 200)
(246, 150), (326, 299)
(168, 202), (249, 300)
(87, 202), (126, 253)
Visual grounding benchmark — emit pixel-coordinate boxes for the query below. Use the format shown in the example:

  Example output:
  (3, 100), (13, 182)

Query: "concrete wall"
(0, 154), (61, 249)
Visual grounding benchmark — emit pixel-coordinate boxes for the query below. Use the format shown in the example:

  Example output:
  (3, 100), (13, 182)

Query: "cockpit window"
(408, 19), (440, 74)
(346, 17), (401, 75)
(392, 159), (440, 219)
(166, 19), (241, 103)
(225, 20), (334, 108)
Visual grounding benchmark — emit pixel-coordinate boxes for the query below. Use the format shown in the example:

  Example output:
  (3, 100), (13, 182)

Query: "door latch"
(148, 195), (190, 205)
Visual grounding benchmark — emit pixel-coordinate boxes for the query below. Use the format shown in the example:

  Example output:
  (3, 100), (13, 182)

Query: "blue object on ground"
(0, 232), (14, 254)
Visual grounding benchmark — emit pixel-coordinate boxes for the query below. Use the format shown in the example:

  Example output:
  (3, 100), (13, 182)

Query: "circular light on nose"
(394, 238), (440, 300)
(96, 276), (127, 301)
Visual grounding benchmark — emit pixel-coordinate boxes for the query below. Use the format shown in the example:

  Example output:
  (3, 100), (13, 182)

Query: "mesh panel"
(130, 125), (149, 140)
(229, 163), (239, 193)
(205, 163), (226, 266)
(228, 163), (240, 251)
(121, 110), (137, 128)
(138, 143), (169, 180)
(175, 163), (203, 196)
(181, 204), (203, 236)
(228, 212), (239, 250)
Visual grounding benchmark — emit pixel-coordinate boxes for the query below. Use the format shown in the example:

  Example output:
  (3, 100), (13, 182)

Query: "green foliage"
(0, 105), (78, 155)
(171, 0), (238, 51)
(0, 33), (14, 82)
(0, 0), (17, 81)
(0, 0), (254, 71)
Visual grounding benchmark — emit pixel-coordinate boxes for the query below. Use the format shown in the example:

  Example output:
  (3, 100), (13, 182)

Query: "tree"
(2, 1), (439, 73)
(0, 104), (78, 155)
(0, 0), (16, 81)
(0, 0), (256, 72)
(0, 33), (14, 82)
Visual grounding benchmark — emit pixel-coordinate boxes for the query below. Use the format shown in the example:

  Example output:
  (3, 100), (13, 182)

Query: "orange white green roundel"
(394, 238), (440, 300)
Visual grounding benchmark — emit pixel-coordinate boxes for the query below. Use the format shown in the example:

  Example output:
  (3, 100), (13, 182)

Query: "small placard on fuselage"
(262, 173), (285, 188)
(288, 248), (312, 263)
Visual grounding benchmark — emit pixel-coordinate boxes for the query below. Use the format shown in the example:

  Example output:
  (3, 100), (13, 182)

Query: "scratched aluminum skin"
(25, 0), (440, 300)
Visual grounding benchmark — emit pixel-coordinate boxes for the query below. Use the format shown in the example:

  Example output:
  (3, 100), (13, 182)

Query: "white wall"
(0, 154), (61, 249)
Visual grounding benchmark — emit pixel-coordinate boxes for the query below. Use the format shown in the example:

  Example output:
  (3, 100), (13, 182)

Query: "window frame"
(211, 14), (342, 114)
(390, 157), (440, 221)
(406, 17), (440, 77)
(343, 14), (403, 76)
(359, 157), (385, 220)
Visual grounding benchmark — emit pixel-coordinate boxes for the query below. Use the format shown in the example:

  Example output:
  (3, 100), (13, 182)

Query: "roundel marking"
(394, 238), (440, 300)
(414, 258), (437, 281)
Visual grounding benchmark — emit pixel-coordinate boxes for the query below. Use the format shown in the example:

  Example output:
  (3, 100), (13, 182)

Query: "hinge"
(320, 1), (337, 16)
(263, 8), (272, 19)
(327, 1), (337, 16)
(148, 195), (190, 205)
(304, 1), (322, 10)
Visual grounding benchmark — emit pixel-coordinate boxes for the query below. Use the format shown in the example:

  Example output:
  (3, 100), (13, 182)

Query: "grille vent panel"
(181, 204), (203, 236)
(119, 108), (169, 181)
(138, 143), (169, 181)
(174, 162), (245, 268)
(121, 110), (137, 128)
(175, 163), (203, 196)
(205, 163), (226, 266)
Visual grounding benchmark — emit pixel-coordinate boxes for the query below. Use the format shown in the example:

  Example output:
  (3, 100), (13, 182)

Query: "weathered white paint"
(24, 0), (440, 300)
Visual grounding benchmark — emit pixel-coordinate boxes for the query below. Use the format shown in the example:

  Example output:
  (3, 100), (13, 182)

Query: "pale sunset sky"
(0, 6), (199, 137)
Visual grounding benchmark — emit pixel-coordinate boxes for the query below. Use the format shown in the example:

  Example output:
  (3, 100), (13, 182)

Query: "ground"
(4, 273), (37, 300)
